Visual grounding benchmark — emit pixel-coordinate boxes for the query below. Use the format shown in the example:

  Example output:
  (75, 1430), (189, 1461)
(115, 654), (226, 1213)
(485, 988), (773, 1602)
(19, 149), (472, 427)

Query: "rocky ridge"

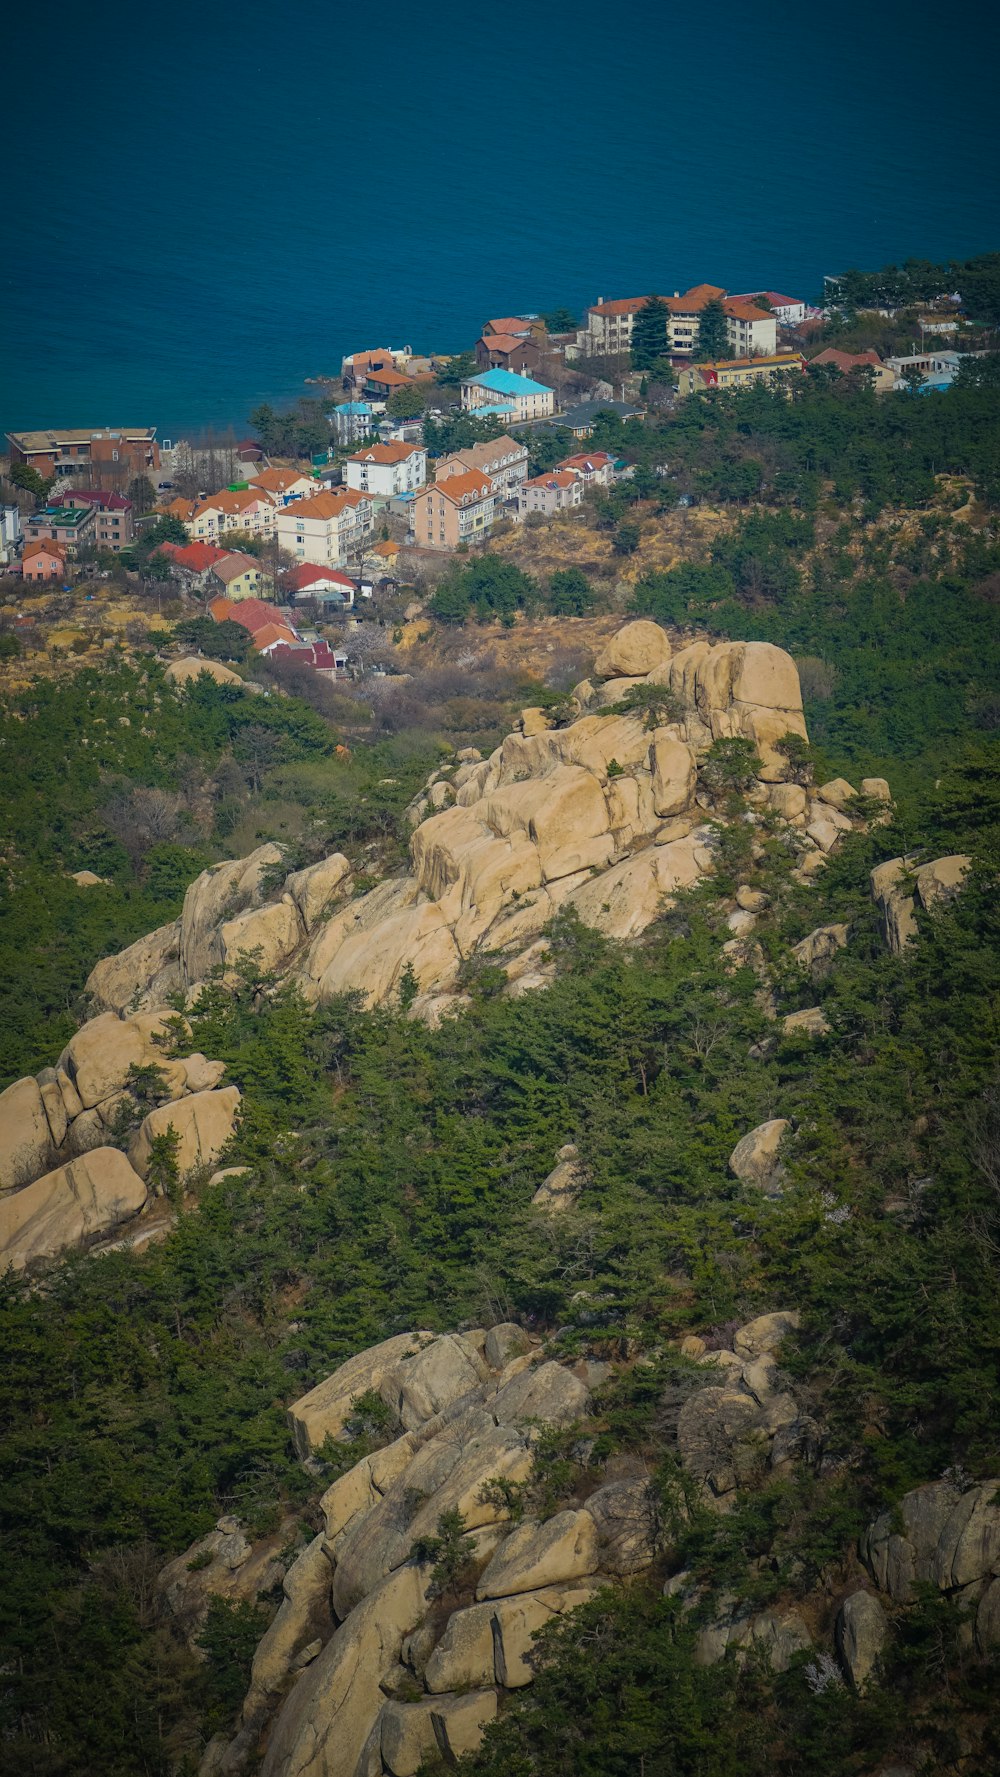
(0, 619), (972, 1269)
(160, 1318), (1000, 1776)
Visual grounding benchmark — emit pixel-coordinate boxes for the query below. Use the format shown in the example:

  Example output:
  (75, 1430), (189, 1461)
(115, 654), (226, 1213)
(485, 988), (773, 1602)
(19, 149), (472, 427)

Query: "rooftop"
(465, 368), (553, 396)
(7, 426), (156, 451)
(211, 552), (261, 583)
(282, 490), (370, 520)
(283, 563), (356, 591)
(32, 506), (92, 527)
(485, 316), (536, 334)
(347, 442), (423, 465)
(424, 470), (493, 503)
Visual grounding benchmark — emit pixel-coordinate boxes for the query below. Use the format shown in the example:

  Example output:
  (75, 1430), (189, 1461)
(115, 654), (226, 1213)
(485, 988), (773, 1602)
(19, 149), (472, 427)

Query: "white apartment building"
(343, 441), (427, 498)
(275, 490), (374, 566)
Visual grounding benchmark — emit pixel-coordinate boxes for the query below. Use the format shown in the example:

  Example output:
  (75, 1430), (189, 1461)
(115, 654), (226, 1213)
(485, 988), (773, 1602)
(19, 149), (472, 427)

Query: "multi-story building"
(332, 401), (376, 445)
(482, 316), (547, 341)
(575, 297), (648, 358)
(474, 334), (544, 375)
(722, 300), (778, 359)
(557, 450), (617, 489)
(434, 435), (529, 499)
(276, 489), (374, 566)
(188, 488), (277, 543)
(54, 489), (134, 551)
(460, 369), (554, 423)
(21, 539), (68, 581)
(23, 504), (96, 553)
(343, 442), (427, 499)
(576, 285), (773, 361)
(729, 291), (806, 326)
(517, 469), (582, 519)
(6, 426), (159, 481)
(411, 471), (496, 550)
(0, 504), (23, 564)
(249, 469), (319, 506)
(676, 352), (806, 396)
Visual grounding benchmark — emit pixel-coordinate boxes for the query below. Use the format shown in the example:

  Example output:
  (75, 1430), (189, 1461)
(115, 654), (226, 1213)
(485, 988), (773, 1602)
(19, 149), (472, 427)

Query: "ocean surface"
(3, 0), (998, 442)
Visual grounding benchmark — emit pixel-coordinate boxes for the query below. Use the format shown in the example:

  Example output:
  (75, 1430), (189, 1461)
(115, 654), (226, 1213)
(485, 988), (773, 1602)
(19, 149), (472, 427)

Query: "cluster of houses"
(205, 595), (347, 676)
(6, 272), (982, 601)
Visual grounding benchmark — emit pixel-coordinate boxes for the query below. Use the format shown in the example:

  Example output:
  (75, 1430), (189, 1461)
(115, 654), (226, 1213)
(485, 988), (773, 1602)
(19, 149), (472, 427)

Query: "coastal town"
(0, 271), (992, 679)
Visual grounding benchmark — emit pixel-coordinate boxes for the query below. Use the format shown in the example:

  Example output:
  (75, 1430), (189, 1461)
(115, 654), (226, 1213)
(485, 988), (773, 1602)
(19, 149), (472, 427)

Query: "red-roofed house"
(250, 621), (301, 655)
(557, 451), (617, 489)
(483, 316), (546, 340)
(808, 348), (895, 392)
(282, 564), (356, 608)
(158, 541), (229, 586)
(54, 488), (134, 550)
(208, 595), (290, 634)
(22, 539), (67, 582)
(188, 487), (277, 543)
(729, 292), (806, 326)
(475, 333), (543, 375)
(517, 469), (582, 519)
(269, 639), (347, 678)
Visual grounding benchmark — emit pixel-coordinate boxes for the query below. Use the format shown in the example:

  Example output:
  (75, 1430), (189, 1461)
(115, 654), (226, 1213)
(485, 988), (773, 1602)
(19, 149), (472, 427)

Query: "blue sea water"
(3, 0), (998, 440)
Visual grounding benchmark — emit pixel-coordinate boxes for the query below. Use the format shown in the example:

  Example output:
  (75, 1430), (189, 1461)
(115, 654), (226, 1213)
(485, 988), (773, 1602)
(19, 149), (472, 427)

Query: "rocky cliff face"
(0, 619), (971, 1272)
(165, 1316), (1000, 1776)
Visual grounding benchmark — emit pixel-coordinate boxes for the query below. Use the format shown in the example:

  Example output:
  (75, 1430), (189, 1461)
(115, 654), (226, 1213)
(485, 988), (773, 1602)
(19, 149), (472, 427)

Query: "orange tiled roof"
(252, 622), (299, 650)
(283, 490), (369, 520)
(23, 537), (67, 559)
(347, 442), (422, 465)
(485, 316), (534, 335)
(250, 468), (310, 493)
(422, 471), (492, 503)
(590, 297), (648, 317)
(526, 470), (577, 489)
(723, 299), (773, 323)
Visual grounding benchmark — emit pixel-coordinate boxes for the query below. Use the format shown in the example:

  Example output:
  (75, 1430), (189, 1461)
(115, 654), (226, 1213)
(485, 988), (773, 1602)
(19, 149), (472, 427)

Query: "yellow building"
(676, 352), (806, 396)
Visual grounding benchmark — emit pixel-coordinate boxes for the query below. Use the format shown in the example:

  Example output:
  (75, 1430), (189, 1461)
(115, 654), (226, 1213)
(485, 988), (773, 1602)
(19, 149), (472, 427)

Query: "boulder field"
(0, 621), (973, 1272)
(168, 1319), (1000, 1776)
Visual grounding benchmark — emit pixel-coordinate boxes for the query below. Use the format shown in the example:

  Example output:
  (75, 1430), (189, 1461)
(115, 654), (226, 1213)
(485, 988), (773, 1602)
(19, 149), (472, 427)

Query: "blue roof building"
(460, 366), (555, 421)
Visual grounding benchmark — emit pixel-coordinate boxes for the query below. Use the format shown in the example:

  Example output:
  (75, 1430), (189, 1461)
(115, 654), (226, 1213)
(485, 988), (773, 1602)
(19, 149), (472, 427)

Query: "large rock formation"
(3, 623), (893, 1270)
(75, 625), (827, 1032)
(0, 1147), (147, 1269)
(871, 854), (971, 953)
(183, 1307), (834, 1776)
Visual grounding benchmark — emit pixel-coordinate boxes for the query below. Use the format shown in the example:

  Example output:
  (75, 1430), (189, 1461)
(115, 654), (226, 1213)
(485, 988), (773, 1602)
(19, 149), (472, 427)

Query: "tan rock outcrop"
(792, 924), (849, 975)
(379, 1333), (490, 1431)
(836, 1590), (887, 1692)
(565, 838), (702, 940)
(593, 620), (670, 679)
(532, 1144), (583, 1213)
(728, 1119), (790, 1193)
(165, 656), (245, 687)
(239, 1534), (335, 1729)
(260, 1564), (431, 1777)
(476, 1510), (598, 1599)
(180, 843), (285, 984)
(650, 733), (697, 817)
(585, 1478), (660, 1575)
(0, 1147), (146, 1269)
(128, 1085), (241, 1182)
(86, 919), (183, 1014)
(0, 1076), (55, 1194)
(284, 854), (352, 932)
(219, 899), (302, 979)
(816, 777), (858, 811)
(491, 1360), (590, 1427)
(782, 1007), (830, 1038)
(288, 1332), (435, 1459)
(58, 1009), (180, 1111)
(484, 764), (613, 883)
(319, 902), (461, 1007)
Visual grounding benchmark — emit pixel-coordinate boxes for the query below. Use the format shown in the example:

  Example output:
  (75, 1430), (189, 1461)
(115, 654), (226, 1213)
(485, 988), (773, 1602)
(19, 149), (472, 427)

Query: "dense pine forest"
(1, 364), (999, 1776)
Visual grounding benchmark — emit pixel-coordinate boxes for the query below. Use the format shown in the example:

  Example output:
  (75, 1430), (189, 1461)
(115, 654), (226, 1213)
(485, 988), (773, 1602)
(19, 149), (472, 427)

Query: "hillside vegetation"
(1, 367), (999, 1777)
